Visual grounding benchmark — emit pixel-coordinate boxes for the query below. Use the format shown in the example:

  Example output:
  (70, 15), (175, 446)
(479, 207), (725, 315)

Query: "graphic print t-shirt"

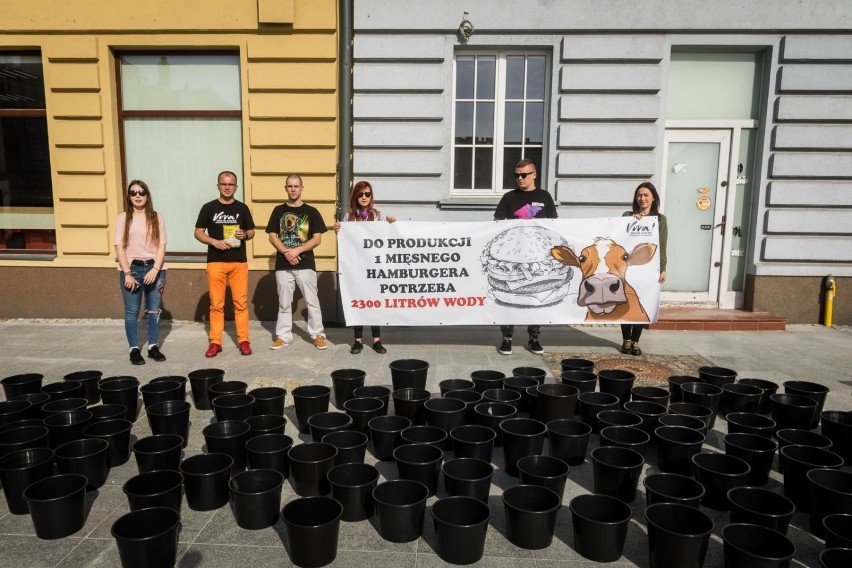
(265, 203), (327, 271)
(195, 199), (255, 263)
(494, 188), (558, 220)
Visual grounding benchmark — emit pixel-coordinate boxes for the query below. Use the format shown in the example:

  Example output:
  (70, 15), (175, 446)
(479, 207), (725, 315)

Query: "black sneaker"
(350, 341), (363, 354)
(372, 341), (387, 354)
(528, 339), (544, 355)
(129, 348), (145, 365)
(148, 345), (166, 362)
(498, 339), (512, 355)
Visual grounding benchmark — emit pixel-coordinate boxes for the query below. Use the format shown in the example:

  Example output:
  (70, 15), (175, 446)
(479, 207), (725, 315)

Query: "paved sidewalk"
(1, 319), (850, 567)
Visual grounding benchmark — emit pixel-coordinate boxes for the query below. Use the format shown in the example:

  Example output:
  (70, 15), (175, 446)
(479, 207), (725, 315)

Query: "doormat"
(542, 353), (715, 387)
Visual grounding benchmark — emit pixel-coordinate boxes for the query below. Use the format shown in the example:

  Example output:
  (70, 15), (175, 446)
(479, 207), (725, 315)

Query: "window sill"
(0, 252), (57, 261)
(438, 198), (501, 210)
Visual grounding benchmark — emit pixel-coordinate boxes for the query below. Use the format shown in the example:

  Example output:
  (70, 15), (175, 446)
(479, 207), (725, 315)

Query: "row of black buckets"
(1, 361), (851, 567)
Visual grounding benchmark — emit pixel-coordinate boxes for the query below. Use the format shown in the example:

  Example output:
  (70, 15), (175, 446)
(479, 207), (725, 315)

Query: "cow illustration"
(551, 238), (657, 322)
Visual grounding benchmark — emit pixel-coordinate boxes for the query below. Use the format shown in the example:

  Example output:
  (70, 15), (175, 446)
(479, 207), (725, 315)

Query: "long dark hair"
(122, 180), (160, 248)
(347, 180), (379, 221)
(632, 181), (661, 215)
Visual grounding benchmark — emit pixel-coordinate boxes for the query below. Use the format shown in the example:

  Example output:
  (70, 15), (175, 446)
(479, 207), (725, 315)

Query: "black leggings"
(621, 324), (646, 343)
(354, 326), (380, 340)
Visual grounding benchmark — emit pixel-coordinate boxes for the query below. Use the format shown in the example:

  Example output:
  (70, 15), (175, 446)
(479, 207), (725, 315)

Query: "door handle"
(715, 215), (726, 230)
(714, 262), (721, 267)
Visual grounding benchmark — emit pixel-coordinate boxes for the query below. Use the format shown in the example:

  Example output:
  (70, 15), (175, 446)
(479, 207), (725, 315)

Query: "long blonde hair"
(122, 180), (160, 248)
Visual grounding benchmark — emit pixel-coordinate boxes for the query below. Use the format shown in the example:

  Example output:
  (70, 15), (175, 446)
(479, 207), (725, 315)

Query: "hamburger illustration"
(481, 225), (573, 307)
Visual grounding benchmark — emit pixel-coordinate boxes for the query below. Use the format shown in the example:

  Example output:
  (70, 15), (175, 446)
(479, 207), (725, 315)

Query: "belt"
(131, 259), (155, 266)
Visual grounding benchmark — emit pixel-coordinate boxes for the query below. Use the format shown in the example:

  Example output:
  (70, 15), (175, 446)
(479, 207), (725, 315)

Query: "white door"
(660, 129), (732, 304)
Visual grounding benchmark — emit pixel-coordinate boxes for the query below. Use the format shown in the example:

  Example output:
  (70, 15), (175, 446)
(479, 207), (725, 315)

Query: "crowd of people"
(115, 163), (667, 364)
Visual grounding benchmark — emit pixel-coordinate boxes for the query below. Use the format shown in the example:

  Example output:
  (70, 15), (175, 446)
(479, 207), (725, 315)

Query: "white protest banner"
(338, 217), (661, 326)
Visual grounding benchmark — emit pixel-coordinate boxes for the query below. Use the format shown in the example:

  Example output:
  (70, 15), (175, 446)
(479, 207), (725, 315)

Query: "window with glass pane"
(118, 54), (242, 253)
(452, 52), (548, 196)
(0, 53), (56, 253)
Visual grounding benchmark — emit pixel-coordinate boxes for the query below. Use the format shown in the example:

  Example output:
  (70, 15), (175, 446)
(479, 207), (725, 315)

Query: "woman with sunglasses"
(333, 180), (396, 354)
(114, 180), (168, 365)
(620, 181), (667, 356)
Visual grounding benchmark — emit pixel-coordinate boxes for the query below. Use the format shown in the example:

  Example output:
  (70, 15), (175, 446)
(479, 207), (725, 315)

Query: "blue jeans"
(120, 265), (166, 348)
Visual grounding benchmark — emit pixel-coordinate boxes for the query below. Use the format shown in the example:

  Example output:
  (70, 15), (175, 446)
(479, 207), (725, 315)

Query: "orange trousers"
(206, 262), (250, 344)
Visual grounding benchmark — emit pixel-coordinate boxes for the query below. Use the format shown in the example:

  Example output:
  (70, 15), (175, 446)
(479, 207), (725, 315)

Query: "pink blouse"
(114, 212), (168, 270)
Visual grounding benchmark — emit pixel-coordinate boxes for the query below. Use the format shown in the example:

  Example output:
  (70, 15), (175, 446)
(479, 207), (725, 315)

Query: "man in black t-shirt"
(194, 171), (256, 357)
(493, 158), (558, 356)
(265, 174), (329, 350)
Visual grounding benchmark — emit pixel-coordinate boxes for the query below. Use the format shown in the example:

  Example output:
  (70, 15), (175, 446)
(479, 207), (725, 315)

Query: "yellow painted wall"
(0, 0), (339, 272)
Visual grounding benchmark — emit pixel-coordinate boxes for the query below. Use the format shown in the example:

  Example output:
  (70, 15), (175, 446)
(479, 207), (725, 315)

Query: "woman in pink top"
(114, 180), (167, 365)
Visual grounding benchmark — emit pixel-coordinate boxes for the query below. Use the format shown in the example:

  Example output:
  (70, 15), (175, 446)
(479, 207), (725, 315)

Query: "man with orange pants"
(194, 171), (256, 357)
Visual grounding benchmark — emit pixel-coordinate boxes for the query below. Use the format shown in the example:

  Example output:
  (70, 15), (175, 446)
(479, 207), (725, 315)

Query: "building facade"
(2, 1), (851, 325)
(351, 0), (852, 323)
(0, 0), (340, 320)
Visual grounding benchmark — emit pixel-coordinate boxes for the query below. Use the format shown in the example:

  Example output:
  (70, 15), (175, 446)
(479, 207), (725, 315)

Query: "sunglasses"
(515, 172), (533, 179)
(128, 189), (148, 197)
(357, 192), (372, 198)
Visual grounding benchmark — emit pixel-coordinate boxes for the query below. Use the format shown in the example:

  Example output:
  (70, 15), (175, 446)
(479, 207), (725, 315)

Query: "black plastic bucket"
(820, 548), (852, 568)
(132, 434), (184, 474)
(724, 432), (777, 485)
(111, 507), (181, 568)
(54, 437), (110, 490)
(697, 366), (737, 387)
(691, 452), (750, 511)
(681, 382), (723, 428)
(821, 411), (852, 464)
(560, 370), (597, 394)
(644, 502), (714, 568)
(151, 376), (187, 401)
(0, 446), (54, 514)
(327, 462), (379, 521)
(441, 457), (494, 502)
(123, 469), (184, 513)
(9, 393), (48, 420)
(246, 433), (293, 478)
(569, 492), (632, 562)
(1, 373), (43, 399)
(249, 386), (286, 417)
(180, 452), (234, 511)
(449, 424), (496, 463)
(721, 382), (763, 417)
(727, 486), (795, 536)
(322, 429), (368, 465)
(372, 479), (429, 542)
(368, 415), (411, 460)
(400, 424), (447, 449)
(546, 419), (591, 466)
(246, 414), (287, 439)
(330, 368), (366, 409)
(721, 523), (795, 568)
(187, 368), (224, 411)
(536, 383), (579, 423)
(423, 397), (467, 433)
(42, 397), (88, 415)
(727, 412), (776, 438)
(0, 425), (49, 458)
(140, 380), (182, 411)
(389, 359), (430, 390)
(503, 376), (539, 412)
(668, 402), (713, 433)
(577, 391), (620, 433)
(737, 378), (780, 414)
(89, 404), (128, 424)
(391, 387), (431, 426)
(202, 420), (251, 476)
(776, 428), (833, 473)
(591, 445), (644, 503)
(771, 393), (818, 431)
(623, 400), (668, 437)
(393, 443), (443, 496)
(98, 377), (139, 422)
(343, 397), (385, 433)
(42, 380), (84, 401)
(517, 454), (569, 497)
(643, 472), (704, 508)
(307, 411), (353, 443)
(353, 385), (391, 415)
(512, 366), (547, 383)
(631, 385), (670, 405)
(808, 468), (852, 538)
(500, 417), (547, 477)
(280, 497), (343, 568)
(146, 401), (190, 448)
(600, 425), (651, 457)
(83, 418), (133, 467)
(654, 425), (705, 475)
(444, 389), (483, 423)
(597, 369), (636, 407)
(229, 468), (285, 529)
(598, 409), (643, 430)
(288, 442), (338, 496)
(431, 496), (491, 564)
(667, 375), (702, 405)
(823, 514), (852, 549)
(470, 369), (506, 394)
(781, 444), (843, 510)
(438, 379), (474, 395)
(473, 401), (517, 446)
(23, 473), (88, 539)
(560, 358), (595, 373)
(503, 484), (562, 549)
(784, 380), (829, 429)
(208, 380), (247, 403)
(658, 412), (706, 432)
(211, 393), (255, 422)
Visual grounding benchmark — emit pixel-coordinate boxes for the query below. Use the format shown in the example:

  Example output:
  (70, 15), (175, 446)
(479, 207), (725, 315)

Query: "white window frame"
(450, 50), (550, 198)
